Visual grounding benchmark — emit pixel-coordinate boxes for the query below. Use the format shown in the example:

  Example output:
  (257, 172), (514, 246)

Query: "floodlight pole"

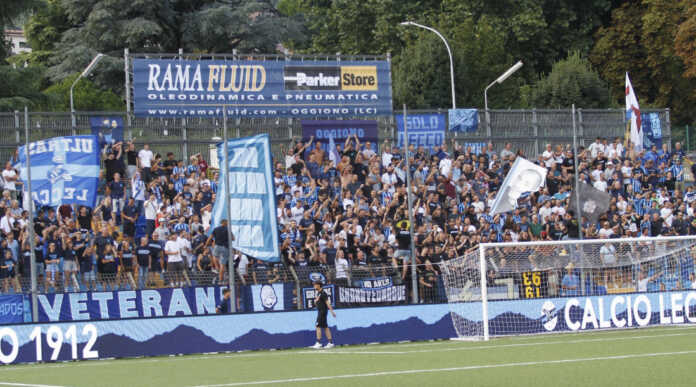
(25, 107), (38, 322)
(484, 61), (523, 136)
(400, 22), (456, 109)
(222, 107), (237, 313)
(70, 53), (105, 135)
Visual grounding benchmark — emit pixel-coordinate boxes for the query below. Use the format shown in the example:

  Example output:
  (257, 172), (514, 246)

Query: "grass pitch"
(0, 325), (694, 387)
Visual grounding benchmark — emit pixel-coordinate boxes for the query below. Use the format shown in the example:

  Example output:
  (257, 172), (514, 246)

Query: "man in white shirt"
(334, 249), (350, 286)
(176, 231), (192, 269)
(0, 208), (13, 235)
(541, 144), (555, 168)
(137, 144), (154, 183)
(600, 242), (616, 266)
(593, 175), (608, 192)
(144, 194), (158, 236)
(165, 234), (185, 286)
(588, 137), (604, 159)
(1, 162), (19, 197)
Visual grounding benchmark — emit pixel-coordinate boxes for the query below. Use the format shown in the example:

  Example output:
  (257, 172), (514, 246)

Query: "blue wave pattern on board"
(1, 304), (455, 364)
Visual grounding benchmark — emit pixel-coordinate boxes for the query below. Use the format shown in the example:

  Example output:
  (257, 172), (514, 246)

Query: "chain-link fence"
(0, 108), (671, 165)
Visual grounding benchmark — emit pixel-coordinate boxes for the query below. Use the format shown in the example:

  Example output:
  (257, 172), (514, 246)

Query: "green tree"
(29, 0), (306, 94)
(40, 74), (124, 111)
(0, 0), (40, 61)
(520, 52), (611, 109)
(0, 65), (49, 111)
(675, 4), (696, 79)
(590, 0), (696, 125)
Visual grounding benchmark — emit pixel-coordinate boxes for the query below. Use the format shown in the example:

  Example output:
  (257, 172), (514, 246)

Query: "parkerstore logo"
(284, 66), (378, 91)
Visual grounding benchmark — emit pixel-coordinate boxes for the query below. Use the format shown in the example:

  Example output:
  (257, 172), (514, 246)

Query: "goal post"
(441, 235), (696, 341)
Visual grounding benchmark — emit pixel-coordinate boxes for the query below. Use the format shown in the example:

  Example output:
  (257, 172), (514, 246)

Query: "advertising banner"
(302, 284), (335, 309)
(338, 285), (407, 306)
(133, 59), (393, 118)
(476, 290), (696, 335)
(16, 135), (100, 208)
(301, 120), (378, 158)
(396, 113), (445, 150)
(0, 295), (28, 324)
(89, 117), (124, 144)
(641, 112), (662, 149)
(35, 286), (227, 322)
(0, 303), (454, 364)
(210, 134), (280, 262)
(251, 284), (286, 312)
(448, 109), (479, 132)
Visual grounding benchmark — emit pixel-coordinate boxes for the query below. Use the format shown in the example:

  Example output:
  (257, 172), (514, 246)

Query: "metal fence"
(0, 108), (671, 165)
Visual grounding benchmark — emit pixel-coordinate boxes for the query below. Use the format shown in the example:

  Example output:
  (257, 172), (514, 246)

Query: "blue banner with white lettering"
(448, 109), (479, 132)
(89, 116), (124, 145)
(132, 59), (392, 118)
(641, 112), (662, 149)
(210, 134), (280, 262)
(0, 295), (28, 324)
(301, 120), (378, 158)
(35, 287), (228, 322)
(16, 135), (99, 208)
(396, 113), (445, 150)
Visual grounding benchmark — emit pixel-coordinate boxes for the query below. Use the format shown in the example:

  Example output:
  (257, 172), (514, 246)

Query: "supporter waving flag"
(626, 73), (642, 153)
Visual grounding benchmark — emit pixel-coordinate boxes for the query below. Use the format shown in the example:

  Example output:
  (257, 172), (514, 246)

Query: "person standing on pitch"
(311, 281), (336, 349)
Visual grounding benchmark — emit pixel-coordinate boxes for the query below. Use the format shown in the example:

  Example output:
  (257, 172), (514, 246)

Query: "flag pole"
(25, 107), (38, 322)
(222, 106), (236, 313)
(572, 104), (583, 240)
(403, 105), (418, 304)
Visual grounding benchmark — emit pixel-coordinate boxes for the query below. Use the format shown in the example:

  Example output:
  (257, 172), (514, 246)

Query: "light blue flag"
(210, 134), (280, 262)
(16, 135), (100, 208)
(448, 109), (479, 132)
(328, 133), (340, 166)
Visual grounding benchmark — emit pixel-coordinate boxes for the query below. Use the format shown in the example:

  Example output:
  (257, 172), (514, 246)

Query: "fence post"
(14, 110), (20, 144)
(665, 108), (671, 150)
(182, 117), (188, 161)
(236, 118), (241, 138)
(532, 109), (538, 155)
(577, 108), (584, 147)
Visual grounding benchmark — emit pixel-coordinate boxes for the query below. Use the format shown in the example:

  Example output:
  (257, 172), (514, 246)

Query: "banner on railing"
(210, 134), (280, 262)
(396, 113), (445, 150)
(89, 116), (124, 144)
(132, 59), (393, 118)
(302, 284), (335, 309)
(338, 285), (407, 306)
(642, 112), (662, 149)
(251, 284), (287, 312)
(0, 295), (28, 324)
(301, 120), (378, 160)
(16, 135), (100, 208)
(35, 287), (227, 322)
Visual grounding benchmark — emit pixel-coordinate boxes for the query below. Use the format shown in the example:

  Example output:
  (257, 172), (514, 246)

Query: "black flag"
(570, 182), (611, 224)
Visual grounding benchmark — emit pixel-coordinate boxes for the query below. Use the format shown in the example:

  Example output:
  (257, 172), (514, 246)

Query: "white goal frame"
(464, 235), (696, 341)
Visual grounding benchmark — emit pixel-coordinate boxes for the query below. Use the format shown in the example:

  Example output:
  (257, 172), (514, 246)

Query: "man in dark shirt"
(311, 281), (336, 349)
(205, 219), (234, 283)
(216, 288), (231, 314)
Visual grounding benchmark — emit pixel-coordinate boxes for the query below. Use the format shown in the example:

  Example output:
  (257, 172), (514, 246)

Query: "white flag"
(489, 157), (548, 215)
(626, 72), (642, 153)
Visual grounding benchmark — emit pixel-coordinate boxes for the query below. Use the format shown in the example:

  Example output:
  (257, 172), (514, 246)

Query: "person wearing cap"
(310, 281), (336, 349)
(561, 262), (579, 296)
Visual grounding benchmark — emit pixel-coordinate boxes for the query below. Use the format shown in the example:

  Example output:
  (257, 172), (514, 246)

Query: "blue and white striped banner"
(210, 134), (280, 262)
(17, 135), (100, 208)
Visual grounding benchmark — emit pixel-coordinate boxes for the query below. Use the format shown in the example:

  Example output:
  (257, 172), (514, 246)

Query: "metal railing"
(0, 108), (671, 164)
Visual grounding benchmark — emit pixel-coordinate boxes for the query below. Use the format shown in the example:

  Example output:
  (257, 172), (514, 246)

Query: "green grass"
(1, 326), (696, 387)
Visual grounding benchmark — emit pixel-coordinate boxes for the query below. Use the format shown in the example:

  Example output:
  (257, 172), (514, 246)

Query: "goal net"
(440, 236), (696, 341)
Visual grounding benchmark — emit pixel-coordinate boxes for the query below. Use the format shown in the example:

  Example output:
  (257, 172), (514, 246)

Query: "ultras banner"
(132, 59), (393, 118)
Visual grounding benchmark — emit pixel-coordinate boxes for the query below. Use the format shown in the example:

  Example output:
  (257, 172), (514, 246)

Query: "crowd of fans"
(0, 134), (693, 301)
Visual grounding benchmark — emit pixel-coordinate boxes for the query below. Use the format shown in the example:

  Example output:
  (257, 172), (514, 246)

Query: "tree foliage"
(40, 74), (125, 111)
(675, 4), (696, 79)
(33, 0), (306, 94)
(590, 0), (696, 125)
(520, 52), (610, 109)
(0, 65), (49, 111)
